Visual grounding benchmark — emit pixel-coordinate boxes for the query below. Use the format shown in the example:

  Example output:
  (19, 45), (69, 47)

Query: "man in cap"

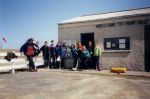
(20, 38), (37, 72)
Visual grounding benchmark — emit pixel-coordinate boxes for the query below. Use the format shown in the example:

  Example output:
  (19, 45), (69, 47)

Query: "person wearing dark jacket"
(60, 43), (67, 69)
(34, 41), (40, 56)
(40, 41), (50, 69)
(71, 44), (78, 68)
(20, 38), (37, 72)
(87, 41), (94, 69)
(55, 42), (61, 69)
(49, 40), (56, 69)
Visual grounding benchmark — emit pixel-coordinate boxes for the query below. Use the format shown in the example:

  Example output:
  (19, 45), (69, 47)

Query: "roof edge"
(81, 6), (150, 17)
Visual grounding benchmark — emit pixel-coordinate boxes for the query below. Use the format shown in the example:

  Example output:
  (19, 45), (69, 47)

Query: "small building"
(58, 7), (150, 71)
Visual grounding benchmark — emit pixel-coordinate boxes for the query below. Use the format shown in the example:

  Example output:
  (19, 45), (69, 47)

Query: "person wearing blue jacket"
(71, 44), (78, 68)
(49, 40), (56, 69)
(60, 43), (67, 69)
(55, 42), (61, 69)
(20, 38), (37, 72)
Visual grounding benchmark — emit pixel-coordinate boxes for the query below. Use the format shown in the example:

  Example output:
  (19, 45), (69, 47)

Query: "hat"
(28, 38), (34, 42)
(51, 40), (54, 42)
(45, 41), (48, 43)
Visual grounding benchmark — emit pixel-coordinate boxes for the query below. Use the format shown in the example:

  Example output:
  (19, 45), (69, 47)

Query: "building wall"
(58, 16), (150, 71)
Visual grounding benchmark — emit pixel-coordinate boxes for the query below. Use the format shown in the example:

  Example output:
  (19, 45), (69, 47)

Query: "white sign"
(106, 42), (111, 48)
(119, 39), (125, 43)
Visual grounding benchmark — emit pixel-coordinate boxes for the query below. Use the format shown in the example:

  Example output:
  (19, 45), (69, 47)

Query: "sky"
(0, 0), (150, 49)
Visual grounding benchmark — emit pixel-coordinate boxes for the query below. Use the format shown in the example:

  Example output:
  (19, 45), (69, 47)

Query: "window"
(104, 37), (130, 50)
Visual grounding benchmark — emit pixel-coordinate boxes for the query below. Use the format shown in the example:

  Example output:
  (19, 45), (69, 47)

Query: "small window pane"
(119, 44), (126, 49)
(119, 39), (125, 43)
(112, 43), (116, 48)
(106, 42), (111, 48)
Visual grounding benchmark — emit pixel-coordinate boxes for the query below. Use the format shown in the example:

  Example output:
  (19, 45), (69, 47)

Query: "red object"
(26, 46), (34, 56)
(2, 38), (7, 43)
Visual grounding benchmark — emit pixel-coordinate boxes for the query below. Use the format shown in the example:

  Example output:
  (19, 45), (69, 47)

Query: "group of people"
(20, 38), (102, 72)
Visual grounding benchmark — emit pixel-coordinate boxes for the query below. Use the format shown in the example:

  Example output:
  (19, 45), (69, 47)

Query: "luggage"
(64, 58), (74, 69)
(111, 68), (127, 73)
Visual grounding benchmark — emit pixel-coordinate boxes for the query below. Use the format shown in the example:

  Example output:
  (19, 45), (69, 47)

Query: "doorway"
(144, 25), (150, 72)
(80, 33), (94, 48)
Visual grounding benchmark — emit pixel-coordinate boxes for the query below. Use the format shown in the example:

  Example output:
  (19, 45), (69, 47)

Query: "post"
(12, 62), (15, 74)
(34, 58), (37, 70)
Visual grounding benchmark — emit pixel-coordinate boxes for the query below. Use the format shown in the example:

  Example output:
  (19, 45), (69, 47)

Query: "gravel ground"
(0, 69), (150, 99)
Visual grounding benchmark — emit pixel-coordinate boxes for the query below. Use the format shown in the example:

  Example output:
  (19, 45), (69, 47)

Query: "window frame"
(104, 37), (130, 50)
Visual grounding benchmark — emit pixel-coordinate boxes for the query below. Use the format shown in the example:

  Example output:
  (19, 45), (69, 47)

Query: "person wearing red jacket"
(20, 38), (37, 72)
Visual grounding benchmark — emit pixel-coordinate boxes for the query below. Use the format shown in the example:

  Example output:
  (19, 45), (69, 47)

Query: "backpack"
(5, 52), (18, 62)
(34, 49), (40, 56)
(65, 47), (72, 58)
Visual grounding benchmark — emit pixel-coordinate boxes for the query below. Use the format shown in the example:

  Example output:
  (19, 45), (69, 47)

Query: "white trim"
(103, 50), (132, 53)
(59, 8), (150, 24)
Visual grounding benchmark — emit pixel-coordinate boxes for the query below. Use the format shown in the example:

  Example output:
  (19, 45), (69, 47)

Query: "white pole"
(12, 62), (15, 74)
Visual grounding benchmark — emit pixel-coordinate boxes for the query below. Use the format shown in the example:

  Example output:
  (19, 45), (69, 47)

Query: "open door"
(80, 33), (94, 48)
(144, 25), (150, 72)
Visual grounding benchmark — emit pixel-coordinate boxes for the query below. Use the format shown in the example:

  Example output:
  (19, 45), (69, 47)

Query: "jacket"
(94, 46), (102, 57)
(50, 45), (56, 57)
(55, 45), (61, 56)
(82, 49), (91, 58)
(20, 42), (35, 56)
(61, 46), (67, 59)
(40, 45), (49, 58)
(71, 48), (78, 58)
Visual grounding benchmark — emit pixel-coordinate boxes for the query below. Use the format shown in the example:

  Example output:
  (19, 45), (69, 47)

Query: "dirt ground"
(0, 69), (150, 99)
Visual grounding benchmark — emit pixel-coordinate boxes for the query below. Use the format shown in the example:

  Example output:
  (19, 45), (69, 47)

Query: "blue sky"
(0, 0), (150, 49)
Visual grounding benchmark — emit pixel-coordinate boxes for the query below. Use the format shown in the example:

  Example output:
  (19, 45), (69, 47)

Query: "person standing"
(60, 43), (67, 69)
(75, 41), (83, 70)
(71, 44), (78, 68)
(87, 41), (94, 69)
(55, 42), (61, 69)
(40, 41), (50, 69)
(20, 38), (37, 72)
(34, 41), (40, 56)
(33, 41), (40, 69)
(93, 42), (102, 71)
(49, 40), (56, 69)
(81, 45), (91, 70)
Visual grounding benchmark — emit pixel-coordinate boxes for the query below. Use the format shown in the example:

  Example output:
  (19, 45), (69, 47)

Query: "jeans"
(43, 56), (49, 68)
(27, 56), (35, 71)
(50, 55), (56, 69)
(93, 56), (100, 70)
